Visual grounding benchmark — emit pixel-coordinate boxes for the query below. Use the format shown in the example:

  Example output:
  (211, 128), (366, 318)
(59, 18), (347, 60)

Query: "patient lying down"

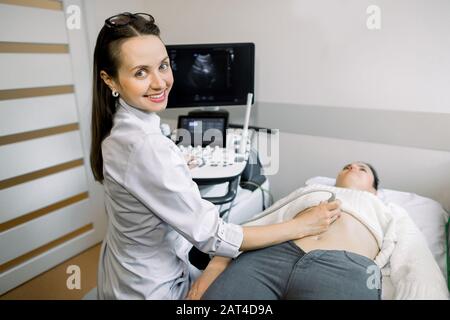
(187, 162), (449, 300)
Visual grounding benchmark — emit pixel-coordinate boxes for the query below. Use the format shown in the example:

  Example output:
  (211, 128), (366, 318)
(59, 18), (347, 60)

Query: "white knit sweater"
(243, 184), (449, 300)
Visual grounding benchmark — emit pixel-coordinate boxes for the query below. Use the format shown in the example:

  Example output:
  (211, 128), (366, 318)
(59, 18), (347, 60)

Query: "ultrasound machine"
(164, 43), (272, 268)
(165, 42), (271, 218)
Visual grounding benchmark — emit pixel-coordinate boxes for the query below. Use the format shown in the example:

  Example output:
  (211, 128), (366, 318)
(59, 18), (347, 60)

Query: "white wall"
(84, 0), (450, 114)
(146, 0), (450, 114)
(83, 0), (148, 55)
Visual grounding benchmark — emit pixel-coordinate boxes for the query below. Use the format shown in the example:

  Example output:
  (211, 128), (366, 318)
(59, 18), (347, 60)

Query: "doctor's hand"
(186, 275), (210, 300)
(186, 256), (231, 300)
(293, 200), (342, 238)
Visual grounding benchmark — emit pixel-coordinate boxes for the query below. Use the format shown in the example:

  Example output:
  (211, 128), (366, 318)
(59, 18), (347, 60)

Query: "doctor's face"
(107, 35), (173, 112)
(335, 162), (376, 194)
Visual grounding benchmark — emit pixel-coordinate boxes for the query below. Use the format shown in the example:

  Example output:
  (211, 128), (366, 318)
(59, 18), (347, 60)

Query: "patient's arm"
(386, 204), (448, 299)
(186, 256), (232, 300)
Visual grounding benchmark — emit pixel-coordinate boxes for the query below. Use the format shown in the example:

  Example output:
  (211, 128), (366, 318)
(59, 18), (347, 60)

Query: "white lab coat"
(97, 98), (243, 300)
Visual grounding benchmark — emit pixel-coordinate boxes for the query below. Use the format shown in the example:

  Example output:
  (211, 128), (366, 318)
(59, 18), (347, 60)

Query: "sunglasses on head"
(104, 12), (154, 28)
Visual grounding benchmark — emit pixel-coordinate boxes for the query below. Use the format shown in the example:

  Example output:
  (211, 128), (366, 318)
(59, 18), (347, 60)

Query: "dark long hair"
(90, 13), (160, 182)
(364, 162), (380, 190)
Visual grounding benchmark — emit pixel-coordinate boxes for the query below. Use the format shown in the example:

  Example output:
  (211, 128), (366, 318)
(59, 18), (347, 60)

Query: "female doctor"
(90, 12), (342, 299)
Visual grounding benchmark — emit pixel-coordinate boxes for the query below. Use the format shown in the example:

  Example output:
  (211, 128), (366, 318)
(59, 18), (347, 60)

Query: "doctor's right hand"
(293, 200), (342, 238)
(186, 256), (231, 300)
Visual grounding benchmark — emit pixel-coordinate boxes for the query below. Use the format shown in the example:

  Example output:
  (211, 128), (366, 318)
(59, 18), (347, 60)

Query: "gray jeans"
(202, 241), (381, 300)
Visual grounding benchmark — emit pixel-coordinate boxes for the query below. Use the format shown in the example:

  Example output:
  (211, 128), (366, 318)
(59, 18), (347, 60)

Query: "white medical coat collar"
(117, 98), (161, 134)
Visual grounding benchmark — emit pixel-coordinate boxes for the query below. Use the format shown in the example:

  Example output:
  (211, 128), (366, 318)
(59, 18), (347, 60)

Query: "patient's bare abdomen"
(293, 211), (379, 260)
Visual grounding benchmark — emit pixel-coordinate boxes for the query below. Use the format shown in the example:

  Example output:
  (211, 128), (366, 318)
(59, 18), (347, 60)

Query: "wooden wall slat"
(0, 94), (78, 136)
(0, 159), (84, 190)
(0, 0), (104, 297)
(0, 131), (84, 181)
(0, 230), (99, 295)
(0, 224), (94, 274)
(0, 200), (92, 265)
(0, 192), (89, 232)
(1, 166), (88, 224)
(0, 42), (68, 54)
(0, 0), (63, 11)
(0, 123), (79, 146)
(0, 86), (74, 100)
(0, 53), (73, 90)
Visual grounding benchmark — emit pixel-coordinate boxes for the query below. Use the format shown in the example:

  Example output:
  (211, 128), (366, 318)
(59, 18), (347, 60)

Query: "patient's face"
(335, 162), (376, 194)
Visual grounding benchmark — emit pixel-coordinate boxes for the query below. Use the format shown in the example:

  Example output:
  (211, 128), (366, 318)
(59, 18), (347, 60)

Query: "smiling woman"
(99, 35), (173, 113)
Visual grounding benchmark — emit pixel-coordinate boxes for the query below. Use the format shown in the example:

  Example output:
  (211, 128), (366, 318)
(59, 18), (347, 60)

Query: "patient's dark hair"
(364, 162), (379, 190)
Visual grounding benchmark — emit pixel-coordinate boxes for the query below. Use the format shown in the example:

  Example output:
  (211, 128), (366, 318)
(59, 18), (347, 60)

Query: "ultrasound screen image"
(177, 117), (226, 147)
(166, 43), (254, 108)
(188, 54), (219, 90)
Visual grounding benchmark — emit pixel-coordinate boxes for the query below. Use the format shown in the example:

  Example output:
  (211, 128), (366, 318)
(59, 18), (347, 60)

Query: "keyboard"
(173, 128), (253, 170)
(178, 145), (236, 168)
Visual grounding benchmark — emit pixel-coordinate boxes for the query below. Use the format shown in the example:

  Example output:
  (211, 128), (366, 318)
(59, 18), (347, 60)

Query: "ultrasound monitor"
(176, 114), (228, 148)
(166, 42), (255, 108)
